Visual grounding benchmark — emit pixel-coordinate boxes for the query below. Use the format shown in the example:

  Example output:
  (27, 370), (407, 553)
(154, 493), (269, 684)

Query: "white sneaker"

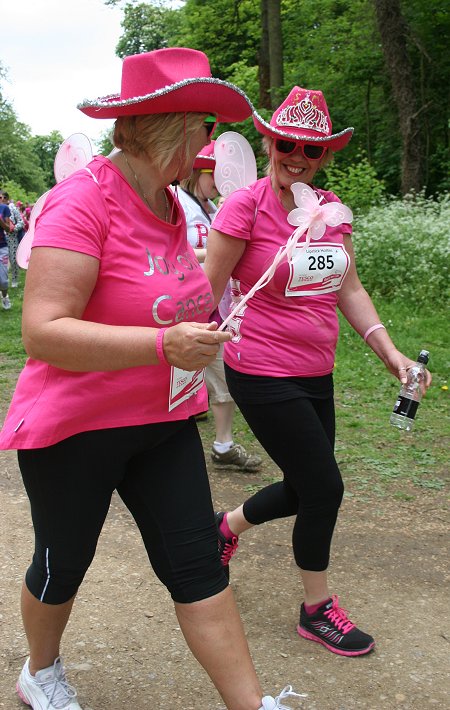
(16, 657), (82, 709)
(1, 295), (11, 310)
(260, 685), (307, 709)
(11, 279), (19, 287)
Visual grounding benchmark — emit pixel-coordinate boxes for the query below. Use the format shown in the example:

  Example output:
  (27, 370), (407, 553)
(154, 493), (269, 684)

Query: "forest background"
(0, 0), (449, 207)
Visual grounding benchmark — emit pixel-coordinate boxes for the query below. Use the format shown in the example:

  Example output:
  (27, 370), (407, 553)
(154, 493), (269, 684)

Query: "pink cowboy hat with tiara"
(193, 140), (216, 170)
(253, 86), (353, 151)
(78, 48), (252, 123)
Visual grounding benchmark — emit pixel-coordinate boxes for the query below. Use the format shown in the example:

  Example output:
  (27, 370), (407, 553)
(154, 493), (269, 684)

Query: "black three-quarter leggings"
(18, 418), (228, 605)
(225, 367), (344, 572)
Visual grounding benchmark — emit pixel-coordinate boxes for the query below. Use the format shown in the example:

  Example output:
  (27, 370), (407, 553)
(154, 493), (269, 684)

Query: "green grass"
(1, 272), (448, 501)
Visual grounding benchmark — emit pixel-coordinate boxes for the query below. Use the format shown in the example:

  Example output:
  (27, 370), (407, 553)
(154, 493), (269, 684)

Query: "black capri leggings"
(226, 374), (344, 571)
(18, 418), (228, 605)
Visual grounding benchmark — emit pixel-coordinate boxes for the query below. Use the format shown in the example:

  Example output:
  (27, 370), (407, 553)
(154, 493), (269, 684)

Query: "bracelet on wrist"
(363, 323), (386, 342)
(155, 327), (169, 365)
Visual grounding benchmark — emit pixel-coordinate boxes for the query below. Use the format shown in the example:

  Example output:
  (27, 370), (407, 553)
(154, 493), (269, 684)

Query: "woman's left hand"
(383, 349), (432, 394)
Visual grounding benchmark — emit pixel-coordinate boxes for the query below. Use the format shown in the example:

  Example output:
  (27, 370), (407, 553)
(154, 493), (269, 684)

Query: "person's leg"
(220, 396), (342, 604)
(207, 350), (262, 471)
(117, 419), (267, 709)
(17, 428), (139, 674)
(7, 232), (19, 285)
(210, 399), (235, 442)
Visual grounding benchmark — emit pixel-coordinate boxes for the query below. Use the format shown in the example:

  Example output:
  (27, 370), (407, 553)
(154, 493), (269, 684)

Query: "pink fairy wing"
(214, 131), (257, 197)
(320, 202), (353, 227)
(16, 191), (51, 269)
(54, 133), (93, 183)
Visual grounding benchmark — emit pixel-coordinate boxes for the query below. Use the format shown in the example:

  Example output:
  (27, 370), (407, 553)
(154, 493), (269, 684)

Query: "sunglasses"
(275, 139), (326, 161)
(204, 115), (217, 138)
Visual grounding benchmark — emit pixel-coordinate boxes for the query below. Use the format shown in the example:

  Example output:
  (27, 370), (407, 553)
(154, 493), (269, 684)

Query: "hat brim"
(78, 78), (253, 123)
(252, 110), (353, 151)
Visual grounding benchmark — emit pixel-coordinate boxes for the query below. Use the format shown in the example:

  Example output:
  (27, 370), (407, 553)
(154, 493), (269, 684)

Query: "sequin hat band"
(253, 86), (353, 151)
(77, 47), (252, 123)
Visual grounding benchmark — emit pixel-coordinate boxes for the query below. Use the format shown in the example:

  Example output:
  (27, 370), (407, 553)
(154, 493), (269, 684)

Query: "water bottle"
(390, 350), (429, 431)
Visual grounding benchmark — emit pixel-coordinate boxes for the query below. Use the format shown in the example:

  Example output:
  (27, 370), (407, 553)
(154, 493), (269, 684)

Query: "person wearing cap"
(205, 86), (432, 658)
(177, 141), (262, 472)
(0, 49), (299, 710)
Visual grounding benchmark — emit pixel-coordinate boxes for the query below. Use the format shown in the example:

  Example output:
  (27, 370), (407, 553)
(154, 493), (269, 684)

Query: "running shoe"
(260, 685), (306, 709)
(297, 595), (375, 656)
(2, 295), (11, 310)
(215, 511), (239, 579)
(211, 443), (262, 471)
(17, 656), (81, 709)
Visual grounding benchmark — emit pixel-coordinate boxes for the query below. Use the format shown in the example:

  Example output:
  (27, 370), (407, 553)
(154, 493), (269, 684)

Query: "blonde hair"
(180, 169), (202, 196)
(262, 135), (334, 176)
(113, 112), (208, 172)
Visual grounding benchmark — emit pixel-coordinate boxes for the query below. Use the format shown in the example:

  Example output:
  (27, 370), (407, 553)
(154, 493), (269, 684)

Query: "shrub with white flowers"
(352, 192), (449, 306)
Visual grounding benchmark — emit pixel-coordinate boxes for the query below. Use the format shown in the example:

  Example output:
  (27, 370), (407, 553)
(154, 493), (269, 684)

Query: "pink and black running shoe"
(215, 511), (239, 580)
(297, 595), (375, 656)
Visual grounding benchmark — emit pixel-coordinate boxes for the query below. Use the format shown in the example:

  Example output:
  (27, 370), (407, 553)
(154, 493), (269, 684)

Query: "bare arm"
(204, 228), (246, 306)
(22, 247), (230, 372)
(338, 237), (431, 391)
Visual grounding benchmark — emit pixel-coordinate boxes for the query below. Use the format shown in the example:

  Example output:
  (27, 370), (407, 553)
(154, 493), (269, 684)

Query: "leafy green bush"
(324, 153), (386, 213)
(352, 192), (450, 306)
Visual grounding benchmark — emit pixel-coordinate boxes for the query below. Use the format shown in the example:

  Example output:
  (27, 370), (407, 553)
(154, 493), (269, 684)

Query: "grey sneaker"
(211, 443), (262, 471)
(2, 295), (11, 310)
(260, 685), (307, 709)
(17, 657), (81, 709)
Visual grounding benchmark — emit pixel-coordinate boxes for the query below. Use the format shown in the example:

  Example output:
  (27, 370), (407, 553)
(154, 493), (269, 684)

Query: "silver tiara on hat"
(276, 93), (330, 136)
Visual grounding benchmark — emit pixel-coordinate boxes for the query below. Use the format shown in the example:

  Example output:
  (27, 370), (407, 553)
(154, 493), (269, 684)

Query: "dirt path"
(0, 439), (449, 709)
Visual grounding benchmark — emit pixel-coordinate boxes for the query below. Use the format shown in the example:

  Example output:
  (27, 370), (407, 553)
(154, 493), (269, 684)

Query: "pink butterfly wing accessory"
(218, 182), (353, 332)
(54, 133), (93, 184)
(214, 132), (257, 197)
(16, 191), (51, 269)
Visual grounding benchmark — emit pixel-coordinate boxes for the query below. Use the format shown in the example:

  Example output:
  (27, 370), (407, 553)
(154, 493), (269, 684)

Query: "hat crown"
(121, 48), (212, 100)
(273, 87), (332, 138)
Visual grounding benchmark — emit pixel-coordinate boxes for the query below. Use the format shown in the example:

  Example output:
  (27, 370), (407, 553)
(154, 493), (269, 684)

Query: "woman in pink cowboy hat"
(205, 87), (431, 657)
(0, 49), (300, 710)
(177, 141), (262, 474)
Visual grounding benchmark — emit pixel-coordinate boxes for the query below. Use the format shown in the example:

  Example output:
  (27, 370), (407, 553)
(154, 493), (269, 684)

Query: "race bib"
(168, 366), (205, 412)
(286, 242), (350, 296)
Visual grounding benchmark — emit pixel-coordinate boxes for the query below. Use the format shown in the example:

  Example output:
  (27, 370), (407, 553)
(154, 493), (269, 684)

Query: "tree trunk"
(258, 0), (271, 109)
(372, 0), (424, 194)
(267, 0), (284, 108)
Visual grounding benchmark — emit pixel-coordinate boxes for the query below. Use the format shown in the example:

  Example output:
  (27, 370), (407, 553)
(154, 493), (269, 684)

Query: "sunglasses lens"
(204, 115), (217, 137)
(303, 144), (326, 160)
(275, 139), (297, 154)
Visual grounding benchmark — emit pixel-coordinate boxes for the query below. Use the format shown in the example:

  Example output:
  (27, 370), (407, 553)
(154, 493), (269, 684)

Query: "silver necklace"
(123, 152), (169, 222)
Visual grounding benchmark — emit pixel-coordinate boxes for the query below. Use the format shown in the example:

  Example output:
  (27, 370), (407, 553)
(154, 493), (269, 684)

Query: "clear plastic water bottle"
(390, 350), (429, 431)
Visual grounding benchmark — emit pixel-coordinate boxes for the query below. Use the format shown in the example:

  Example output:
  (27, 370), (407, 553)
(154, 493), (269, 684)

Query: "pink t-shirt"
(0, 157), (212, 450)
(212, 176), (352, 377)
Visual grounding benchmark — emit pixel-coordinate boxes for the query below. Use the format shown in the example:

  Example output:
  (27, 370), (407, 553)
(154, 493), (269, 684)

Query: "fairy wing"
(54, 133), (93, 183)
(16, 191), (51, 269)
(214, 131), (257, 197)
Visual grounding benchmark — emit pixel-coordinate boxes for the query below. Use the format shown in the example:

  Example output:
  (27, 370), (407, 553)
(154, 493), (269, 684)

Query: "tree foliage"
(109, 0), (448, 198)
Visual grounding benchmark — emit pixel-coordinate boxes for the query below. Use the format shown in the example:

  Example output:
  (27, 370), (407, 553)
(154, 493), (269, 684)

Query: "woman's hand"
(382, 348), (432, 395)
(162, 321), (231, 371)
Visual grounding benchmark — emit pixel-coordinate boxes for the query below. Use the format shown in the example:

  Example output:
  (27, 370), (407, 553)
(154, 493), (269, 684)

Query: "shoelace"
(36, 657), (78, 709)
(220, 535), (239, 565)
(274, 685), (307, 708)
(323, 595), (355, 634)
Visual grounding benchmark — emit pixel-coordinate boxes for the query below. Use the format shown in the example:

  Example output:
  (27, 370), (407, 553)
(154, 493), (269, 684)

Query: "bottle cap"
(417, 350), (429, 364)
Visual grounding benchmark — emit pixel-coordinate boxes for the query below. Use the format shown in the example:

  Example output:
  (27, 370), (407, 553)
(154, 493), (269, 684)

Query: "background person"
(205, 86), (432, 658)
(0, 49), (297, 710)
(177, 141), (262, 472)
(0, 193), (12, 309)
(2, 191), (24, 287)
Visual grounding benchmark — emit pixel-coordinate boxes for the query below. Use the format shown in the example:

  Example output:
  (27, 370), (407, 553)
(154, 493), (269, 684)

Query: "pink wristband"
(155, 328), (169, 365)
(363, 323), (386, 342)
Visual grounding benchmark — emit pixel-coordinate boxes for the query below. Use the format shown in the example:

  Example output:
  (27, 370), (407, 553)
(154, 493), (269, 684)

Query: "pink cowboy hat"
(78, 48), (252, 123)
(193, 140), (216, 170)
(253, 86), (353, 151)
